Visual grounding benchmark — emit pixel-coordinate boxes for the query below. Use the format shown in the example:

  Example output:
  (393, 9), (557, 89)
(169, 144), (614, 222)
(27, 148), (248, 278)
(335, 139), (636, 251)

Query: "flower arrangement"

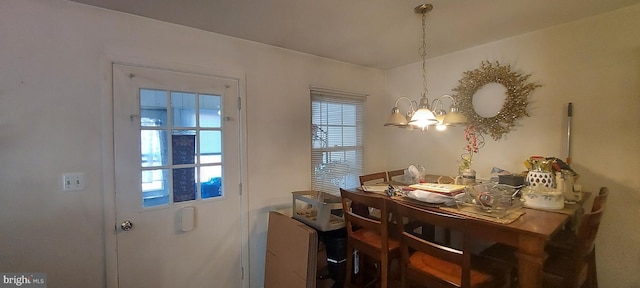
(459, 124), (485, 171)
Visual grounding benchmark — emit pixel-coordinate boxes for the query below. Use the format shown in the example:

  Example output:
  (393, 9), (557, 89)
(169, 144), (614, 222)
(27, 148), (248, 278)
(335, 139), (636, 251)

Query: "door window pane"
(172, 92), (196, 127)
(141, 89), (225, 208)
(200, 131), (221, 164)
(200, 165), (222, 199)
(200, 94), (221, 128)
(141, 128), (168, 167)
(172, 131), (196, 165)
(140, 89), (168, 127)
(142, 169), (170, 207)
(173, 168), (196, 203)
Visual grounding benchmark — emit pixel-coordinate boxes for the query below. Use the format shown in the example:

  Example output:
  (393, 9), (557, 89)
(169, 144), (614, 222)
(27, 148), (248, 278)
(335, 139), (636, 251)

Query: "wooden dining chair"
(391, 200), (511, 288)
(546, 187), (609, 249)
(545, 186), (609, 287)
(359, 172), (389, 186)
(585, 187), (609, 286)
(543, 203), (606, 287)
(340, 188), (400, 288)
(387, 169), (405, 182)
(480, 195), (607, 288)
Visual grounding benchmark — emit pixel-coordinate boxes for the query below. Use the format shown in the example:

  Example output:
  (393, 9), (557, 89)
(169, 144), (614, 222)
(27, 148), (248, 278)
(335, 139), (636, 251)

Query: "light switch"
(63, 173), (85, 191)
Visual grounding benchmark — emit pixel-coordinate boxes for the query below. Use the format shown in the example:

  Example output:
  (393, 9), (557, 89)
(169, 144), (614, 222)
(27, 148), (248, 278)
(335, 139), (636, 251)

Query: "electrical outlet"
(63, 173), (85, 191)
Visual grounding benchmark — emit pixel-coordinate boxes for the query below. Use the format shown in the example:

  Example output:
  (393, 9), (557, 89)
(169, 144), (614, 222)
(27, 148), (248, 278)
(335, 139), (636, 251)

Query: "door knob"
(120, 220), (134, 231)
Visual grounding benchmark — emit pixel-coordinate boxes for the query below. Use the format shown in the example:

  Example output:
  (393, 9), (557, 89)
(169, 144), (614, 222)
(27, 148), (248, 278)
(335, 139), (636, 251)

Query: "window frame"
(311, 88), (366, 194)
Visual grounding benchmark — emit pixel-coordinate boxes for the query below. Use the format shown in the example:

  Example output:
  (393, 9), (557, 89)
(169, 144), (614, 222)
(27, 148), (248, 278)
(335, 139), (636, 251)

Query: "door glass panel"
(141, 128), (169, 167)
(140, 89), (168, 127)
(141, 89), (225, 207)
(171, 92), (196, 127)
(172, 131), (196, 165)
(142, 168), (170, 207)
(200, 165), (222, 199)
(200, 94), (221, 128)
(173, 167), (196, 203)
(200, 131), (221, 164)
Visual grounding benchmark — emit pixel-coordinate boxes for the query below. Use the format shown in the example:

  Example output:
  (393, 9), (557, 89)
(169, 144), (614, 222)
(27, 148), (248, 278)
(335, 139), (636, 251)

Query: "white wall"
(385, 4), (640, 287)
(0, 0), (386, 287)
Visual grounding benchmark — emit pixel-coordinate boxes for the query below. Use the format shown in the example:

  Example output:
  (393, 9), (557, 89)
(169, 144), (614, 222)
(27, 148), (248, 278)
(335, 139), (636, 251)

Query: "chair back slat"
(387, 169), (405, 182)
(359, 172), (389, 185)
(402, 232), (464, 265)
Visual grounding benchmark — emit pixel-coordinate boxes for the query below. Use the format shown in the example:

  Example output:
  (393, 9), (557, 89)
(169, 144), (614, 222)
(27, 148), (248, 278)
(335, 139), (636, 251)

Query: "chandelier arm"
(438, 94), (456, 105)
(394, 96), (417, 112)
(432, 94), (457, 109)
(431, 97), (443, 111)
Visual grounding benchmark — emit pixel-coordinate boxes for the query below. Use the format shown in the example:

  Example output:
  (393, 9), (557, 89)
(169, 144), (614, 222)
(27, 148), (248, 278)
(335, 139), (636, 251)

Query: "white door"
(112, 64), (243, 288)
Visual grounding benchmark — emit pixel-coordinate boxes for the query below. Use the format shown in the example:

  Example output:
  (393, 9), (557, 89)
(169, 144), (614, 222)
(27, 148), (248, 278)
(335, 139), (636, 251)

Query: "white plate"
(405, 190), (454, 204)
(409, 183), (465, 195)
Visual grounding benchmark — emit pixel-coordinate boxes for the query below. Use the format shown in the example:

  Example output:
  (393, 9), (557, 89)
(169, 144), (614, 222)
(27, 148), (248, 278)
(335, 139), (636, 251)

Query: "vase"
(457, 168), (476, 185)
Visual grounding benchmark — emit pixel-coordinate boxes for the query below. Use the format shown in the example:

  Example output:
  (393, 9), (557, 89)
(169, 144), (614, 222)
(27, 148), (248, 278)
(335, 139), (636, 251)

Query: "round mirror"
(452, 61), (541, 140)
(472, 82), (507, 118)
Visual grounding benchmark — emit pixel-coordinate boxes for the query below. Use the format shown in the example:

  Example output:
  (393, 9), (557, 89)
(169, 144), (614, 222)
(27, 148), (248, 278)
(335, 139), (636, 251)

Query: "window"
(140, 89), (223, 208)
(311, 89), (365, 194)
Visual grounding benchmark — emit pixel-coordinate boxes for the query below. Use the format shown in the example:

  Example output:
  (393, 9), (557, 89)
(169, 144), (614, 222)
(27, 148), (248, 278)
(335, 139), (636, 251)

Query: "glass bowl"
(455, 183), (522, 218)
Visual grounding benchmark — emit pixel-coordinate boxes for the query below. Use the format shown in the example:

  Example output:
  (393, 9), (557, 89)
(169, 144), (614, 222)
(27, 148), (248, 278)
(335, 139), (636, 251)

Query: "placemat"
(439, 206), (525, 224)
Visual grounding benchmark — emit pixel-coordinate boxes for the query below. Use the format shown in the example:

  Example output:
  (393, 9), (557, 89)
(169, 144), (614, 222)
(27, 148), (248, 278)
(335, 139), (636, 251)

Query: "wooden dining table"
(346, 185), (588, 288)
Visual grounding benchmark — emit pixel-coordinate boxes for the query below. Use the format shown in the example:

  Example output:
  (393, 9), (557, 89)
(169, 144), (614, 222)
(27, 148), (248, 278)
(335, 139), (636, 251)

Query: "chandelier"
(384, 4), (467, 131)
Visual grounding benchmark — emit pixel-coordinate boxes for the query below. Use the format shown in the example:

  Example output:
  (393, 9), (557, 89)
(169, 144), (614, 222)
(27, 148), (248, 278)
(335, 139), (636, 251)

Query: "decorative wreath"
(452, 61), (541, 140)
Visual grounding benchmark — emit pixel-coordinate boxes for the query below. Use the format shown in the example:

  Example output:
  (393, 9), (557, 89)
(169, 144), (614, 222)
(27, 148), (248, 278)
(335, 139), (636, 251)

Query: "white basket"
(292, 191), (345, 231)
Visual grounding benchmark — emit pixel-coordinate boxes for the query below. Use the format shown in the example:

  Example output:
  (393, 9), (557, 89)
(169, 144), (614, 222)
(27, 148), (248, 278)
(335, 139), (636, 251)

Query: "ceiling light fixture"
(432, 94), (468, 129)
(384, 96), (417, 127)
(385, 3), (467, 131)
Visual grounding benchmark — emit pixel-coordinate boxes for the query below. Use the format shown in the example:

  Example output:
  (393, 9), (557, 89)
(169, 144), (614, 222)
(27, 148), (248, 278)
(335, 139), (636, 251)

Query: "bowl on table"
(521, 186), (564, 210)
(455, 183), (521, 217)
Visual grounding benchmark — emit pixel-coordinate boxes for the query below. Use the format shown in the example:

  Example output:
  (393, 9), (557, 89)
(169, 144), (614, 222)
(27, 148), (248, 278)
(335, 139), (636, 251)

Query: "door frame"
(100, 57), (249, 288)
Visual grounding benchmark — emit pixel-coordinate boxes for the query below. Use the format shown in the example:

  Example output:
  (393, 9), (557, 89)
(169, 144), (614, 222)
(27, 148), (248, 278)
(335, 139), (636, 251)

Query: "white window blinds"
(311, 88), (365, 195)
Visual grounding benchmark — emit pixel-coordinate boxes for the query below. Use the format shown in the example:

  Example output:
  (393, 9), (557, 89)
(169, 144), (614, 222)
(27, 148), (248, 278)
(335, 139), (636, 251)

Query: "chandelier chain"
(420, 10), (429, 98)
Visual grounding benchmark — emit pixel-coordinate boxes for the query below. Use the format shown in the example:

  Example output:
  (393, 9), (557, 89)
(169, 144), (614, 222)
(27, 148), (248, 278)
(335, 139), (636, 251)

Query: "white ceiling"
(69, 0), (640, 70)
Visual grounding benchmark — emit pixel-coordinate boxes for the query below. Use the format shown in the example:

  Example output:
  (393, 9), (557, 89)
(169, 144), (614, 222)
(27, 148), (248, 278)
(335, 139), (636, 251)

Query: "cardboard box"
(265, 211), (318, 288)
